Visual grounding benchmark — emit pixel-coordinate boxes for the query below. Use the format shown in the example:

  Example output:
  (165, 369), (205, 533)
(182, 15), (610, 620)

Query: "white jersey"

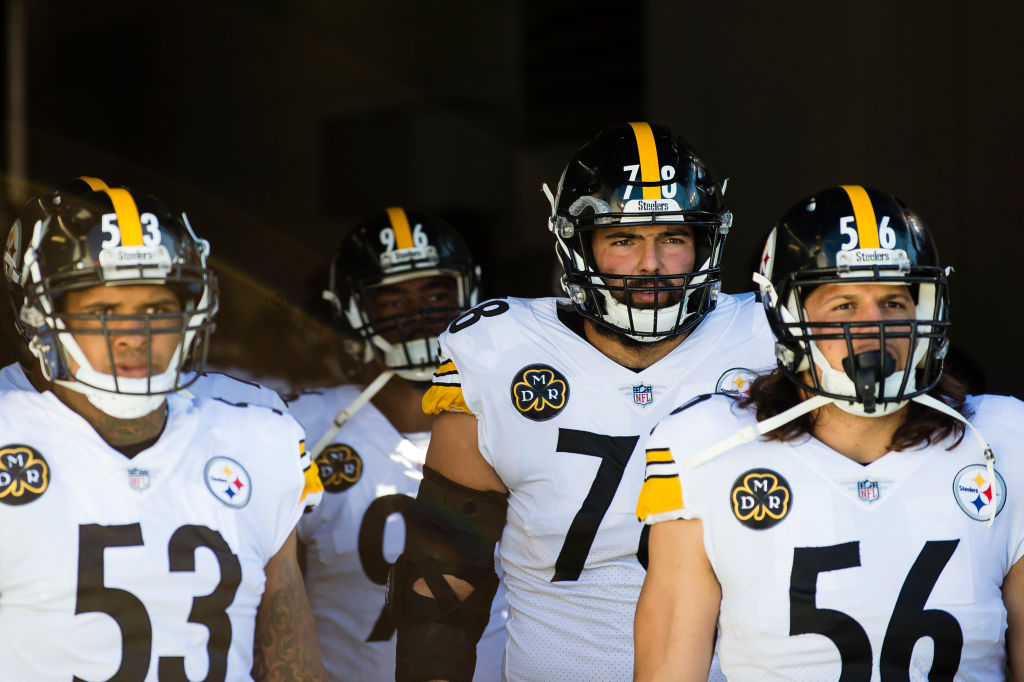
(423, 295), (775, 681)
(0, 388), (321, 682)
(0, 363), (287, 412)
(292, 385), (507, 682)
(181, 370), (288, 411)
(638, 393), (1024, 680)
(0, 362), (33, 390)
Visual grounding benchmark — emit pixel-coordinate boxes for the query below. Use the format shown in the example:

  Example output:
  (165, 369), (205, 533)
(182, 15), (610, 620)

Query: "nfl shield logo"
(633, 384), (653, 407)
(857, 479), (879, 502)
(128, 468), (150, 491)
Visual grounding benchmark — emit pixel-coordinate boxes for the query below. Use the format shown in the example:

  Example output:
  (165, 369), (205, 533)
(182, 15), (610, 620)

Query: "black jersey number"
(447, 300), (510, 334)
(789, 540), (963, 681)
(74, 523), (242, 682)
(358, 493), (417, 642)
(553, 428), (640, 582)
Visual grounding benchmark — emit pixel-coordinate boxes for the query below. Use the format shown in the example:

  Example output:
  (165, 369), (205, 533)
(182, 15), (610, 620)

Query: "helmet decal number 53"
(839, 215), (896, 250)
(100, 212), (162, 248)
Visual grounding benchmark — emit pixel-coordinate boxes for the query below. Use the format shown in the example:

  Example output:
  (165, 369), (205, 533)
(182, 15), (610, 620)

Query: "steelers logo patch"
(510, 364), (569, 421)
(315, 444), (363, 493)
(953, 464), (1006, 521)
(731, 469), (791, 530)
(716, 367), (759, 396)
(0, 444), (50, 505)
(204, 457), (252, 509)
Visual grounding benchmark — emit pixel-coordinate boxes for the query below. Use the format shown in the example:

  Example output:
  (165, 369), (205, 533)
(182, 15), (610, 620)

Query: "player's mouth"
(113, 365), (153, 378)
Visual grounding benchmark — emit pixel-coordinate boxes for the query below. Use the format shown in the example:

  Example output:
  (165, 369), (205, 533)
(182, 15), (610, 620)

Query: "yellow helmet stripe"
(628, 122), (662, 200)
(386, 206), (414, 250)
(839, 185), (880, 249)
(78, 176), (109, 191)
(102, 188), (143, 246)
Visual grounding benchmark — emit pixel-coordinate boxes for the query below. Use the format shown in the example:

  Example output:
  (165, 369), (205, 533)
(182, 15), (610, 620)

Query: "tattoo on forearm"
(252, 547), (326, 682)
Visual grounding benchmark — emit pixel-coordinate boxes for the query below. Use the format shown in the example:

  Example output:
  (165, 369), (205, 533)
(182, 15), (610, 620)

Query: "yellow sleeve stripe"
(300, 460), (324, 502)
(103, 188), (144, 246)
(636, 474), (683, 522)
(422, 384), (470, 415)
(433, 360), (458, 378)
(645, 448), (674, 464)
(839, 184), (880, 248)
(386, 206), (414, 250)
(628, 121), (661, 200)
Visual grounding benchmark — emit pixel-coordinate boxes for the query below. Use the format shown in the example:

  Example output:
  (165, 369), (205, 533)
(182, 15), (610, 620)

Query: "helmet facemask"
(760, 264), (950, 417)
(545, 122), (730, 342)
(553, 206), (728, 342)
(325, 209), (480, 383)
(337, 267), (476, 382)
(14, 194), (218, 419)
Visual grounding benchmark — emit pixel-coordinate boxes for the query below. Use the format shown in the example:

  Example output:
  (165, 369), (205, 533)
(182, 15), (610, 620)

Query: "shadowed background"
(2, 0), (1019, 394)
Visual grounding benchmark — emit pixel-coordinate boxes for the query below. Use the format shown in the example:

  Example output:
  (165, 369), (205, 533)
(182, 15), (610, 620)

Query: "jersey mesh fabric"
(434, 294), (775, 681)
(643, 393), (1024, 680)
(292, 385), (507, 682)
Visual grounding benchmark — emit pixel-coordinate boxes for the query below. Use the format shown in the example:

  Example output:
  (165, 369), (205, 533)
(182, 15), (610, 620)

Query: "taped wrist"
(388, 465), (508, 682)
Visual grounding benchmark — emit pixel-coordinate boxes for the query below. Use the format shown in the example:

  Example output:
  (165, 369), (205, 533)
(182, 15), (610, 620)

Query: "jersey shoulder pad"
(967, 393), (1024, 453)
(188, 371), (288, 412)
(652, 393), (750, 456)
(441, 297), (550, 346)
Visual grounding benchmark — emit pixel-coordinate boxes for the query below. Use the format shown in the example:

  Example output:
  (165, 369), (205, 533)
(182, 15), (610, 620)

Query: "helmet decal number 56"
(839, 215), (896, 250)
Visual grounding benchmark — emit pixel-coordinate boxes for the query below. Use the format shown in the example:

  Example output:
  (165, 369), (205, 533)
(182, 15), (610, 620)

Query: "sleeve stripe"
(636, 447), (684, 522)
(422, 384), (470, 415)
(433, 360), (457, 376)
(645, 448), (674, 464)
(300, 458), (324, 504)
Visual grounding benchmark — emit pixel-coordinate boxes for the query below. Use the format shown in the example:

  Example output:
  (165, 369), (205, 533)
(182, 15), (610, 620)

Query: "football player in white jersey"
(1, 177), (290, 412)
(0, 182), (327, 681)
(388, 122), (776, 682)
(290, 207), (507, 681)
(635, 185), (1024, 680)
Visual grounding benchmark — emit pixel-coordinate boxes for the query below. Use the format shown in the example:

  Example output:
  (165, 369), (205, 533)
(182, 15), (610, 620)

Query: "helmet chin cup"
(372, 334), (438, 382)
(841, 351), (896, 414)
(810, 341), (912, 418)
(57, 378), (166, 419)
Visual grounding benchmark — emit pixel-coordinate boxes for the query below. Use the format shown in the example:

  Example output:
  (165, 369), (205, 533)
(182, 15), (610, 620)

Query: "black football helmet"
(4, 176), (112, 343)
(5, 182), (218, 417)
(547, 122), (731, 340)
(323, 207), (480, 381)
(757, 185), (950, 415)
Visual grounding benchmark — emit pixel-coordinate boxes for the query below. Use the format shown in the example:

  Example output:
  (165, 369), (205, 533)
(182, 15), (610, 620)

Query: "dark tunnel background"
(1, 0), (1020, 394)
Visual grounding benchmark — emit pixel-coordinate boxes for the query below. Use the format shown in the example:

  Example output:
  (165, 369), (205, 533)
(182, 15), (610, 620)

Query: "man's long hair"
(738, 368), (971, 451)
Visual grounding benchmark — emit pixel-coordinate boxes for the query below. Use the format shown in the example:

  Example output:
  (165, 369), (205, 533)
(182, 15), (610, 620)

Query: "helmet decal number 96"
(379, 223), (429, 252)
(100, 213), (162, 248)
(839, 215), (896, 250)
(621, 164), (677, 200)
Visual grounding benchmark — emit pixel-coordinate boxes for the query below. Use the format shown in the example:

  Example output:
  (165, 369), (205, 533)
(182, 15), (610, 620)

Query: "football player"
(634, 186), (1024, 679)
(1, 176), (289, 411)
(289, 207), (507, 681)
(0, 183), (327, 681)
(389, 122), (777, 681)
